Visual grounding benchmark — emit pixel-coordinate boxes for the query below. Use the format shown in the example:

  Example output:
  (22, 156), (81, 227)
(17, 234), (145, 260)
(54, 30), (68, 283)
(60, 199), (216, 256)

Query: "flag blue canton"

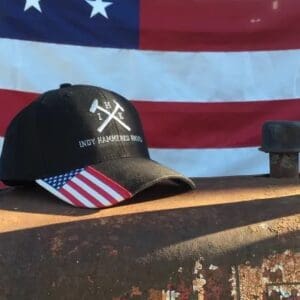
(0, 0), (140, 49)
(43, 168), (84, 189)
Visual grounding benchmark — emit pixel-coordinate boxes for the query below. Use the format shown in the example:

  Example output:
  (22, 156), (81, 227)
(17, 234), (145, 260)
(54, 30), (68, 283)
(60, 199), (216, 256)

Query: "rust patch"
(237, 250), (300, 299)
(266, 283), (300, 299)
(113, 250), (299, 300)
(130, 286), (143, 297)
(50, 236), (63, 256)
(268, 217), (300, 235)
(148, 289), (163, 300)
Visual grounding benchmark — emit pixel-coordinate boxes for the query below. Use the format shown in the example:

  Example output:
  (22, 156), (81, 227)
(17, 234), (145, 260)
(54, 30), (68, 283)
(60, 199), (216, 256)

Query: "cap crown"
(0, 85), (149, 181)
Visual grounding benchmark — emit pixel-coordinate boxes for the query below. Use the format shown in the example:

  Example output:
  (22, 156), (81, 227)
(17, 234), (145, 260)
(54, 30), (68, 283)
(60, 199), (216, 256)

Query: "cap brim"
(36, 157), (195, 208)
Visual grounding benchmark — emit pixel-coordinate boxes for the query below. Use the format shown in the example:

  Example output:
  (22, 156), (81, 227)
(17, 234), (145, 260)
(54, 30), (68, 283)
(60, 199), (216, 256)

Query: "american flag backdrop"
(1, 0), (300, 181)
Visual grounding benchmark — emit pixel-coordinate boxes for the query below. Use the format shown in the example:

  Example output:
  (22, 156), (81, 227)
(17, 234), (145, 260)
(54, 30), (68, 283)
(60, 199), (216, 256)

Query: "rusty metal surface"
(269, 153), (299, 179)
(0, 176), (299, 299)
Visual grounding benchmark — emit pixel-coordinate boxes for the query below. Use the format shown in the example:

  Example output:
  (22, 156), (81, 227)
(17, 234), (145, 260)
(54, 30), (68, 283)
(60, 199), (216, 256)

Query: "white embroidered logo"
(89, 99), (131, 133)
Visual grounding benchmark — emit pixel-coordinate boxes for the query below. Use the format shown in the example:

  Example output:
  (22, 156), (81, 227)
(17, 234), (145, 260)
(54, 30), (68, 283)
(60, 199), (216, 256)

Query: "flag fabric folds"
(1, 0), (300, 178)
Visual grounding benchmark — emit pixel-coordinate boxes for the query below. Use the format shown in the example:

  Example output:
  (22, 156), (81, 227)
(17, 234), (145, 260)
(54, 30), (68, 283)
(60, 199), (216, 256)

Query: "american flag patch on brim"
(36, 166), (132, 208)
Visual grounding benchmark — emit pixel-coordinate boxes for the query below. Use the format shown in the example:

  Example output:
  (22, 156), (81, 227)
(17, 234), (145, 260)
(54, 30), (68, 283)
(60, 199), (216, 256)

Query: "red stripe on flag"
(77, 173), (120, 206)
(2, 89), (300, 149)
(0, 89), (36, 134)
(140, 0), (300, 51)
(60, 187), (87, 207)
(67, 180), (106, 208)
(86, 167), (132, 199)
(133, 99), (300, 148)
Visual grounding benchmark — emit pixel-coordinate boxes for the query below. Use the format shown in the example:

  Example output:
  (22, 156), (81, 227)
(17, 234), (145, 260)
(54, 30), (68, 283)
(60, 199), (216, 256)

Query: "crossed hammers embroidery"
(89, 99), (131, 133)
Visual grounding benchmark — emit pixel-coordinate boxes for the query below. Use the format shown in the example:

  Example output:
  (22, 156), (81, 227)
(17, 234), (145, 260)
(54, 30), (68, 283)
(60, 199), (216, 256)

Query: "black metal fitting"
(260, 121), (300, 179)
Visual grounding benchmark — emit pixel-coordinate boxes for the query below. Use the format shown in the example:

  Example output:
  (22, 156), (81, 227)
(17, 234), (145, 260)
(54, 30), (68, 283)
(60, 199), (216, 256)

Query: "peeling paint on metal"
(162, 290), (180, 300)
(209, 264), (219, 271)
(229, 266), (239, 300)
(192, 258), (206, 300)
(194, 258), (204, 274)
(112, 250), (299, 300)
(239, 250), (300, 299)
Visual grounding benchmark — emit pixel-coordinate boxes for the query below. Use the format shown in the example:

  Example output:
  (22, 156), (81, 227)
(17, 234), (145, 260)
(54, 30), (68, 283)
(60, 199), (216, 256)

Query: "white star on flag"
(24, 0), (42, 12)
(85, 0), (113, 19)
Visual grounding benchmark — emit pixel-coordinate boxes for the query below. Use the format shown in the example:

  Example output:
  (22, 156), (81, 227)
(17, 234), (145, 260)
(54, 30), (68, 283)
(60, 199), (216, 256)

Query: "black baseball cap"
(0, 84), (195, 208)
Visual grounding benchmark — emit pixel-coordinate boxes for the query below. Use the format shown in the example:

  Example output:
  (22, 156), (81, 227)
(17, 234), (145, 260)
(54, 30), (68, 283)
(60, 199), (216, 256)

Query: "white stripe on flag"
(1, 38), (300, 102)
(35, 179), (74, 206)
(71, 176), (112, 206)
(62, 184), (97, 208)
(81, 170), (123, 201)
(149, 147), (270, 177)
